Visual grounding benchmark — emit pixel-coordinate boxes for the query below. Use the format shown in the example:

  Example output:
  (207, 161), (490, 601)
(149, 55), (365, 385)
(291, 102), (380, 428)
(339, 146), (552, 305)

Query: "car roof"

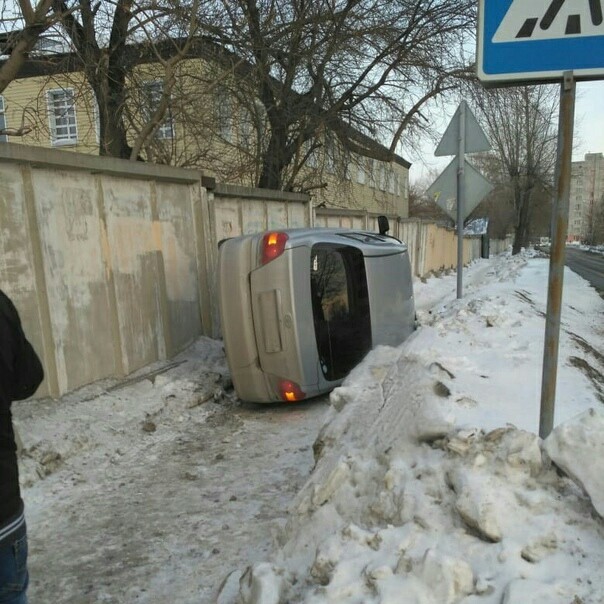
(270, 227), (408, 253)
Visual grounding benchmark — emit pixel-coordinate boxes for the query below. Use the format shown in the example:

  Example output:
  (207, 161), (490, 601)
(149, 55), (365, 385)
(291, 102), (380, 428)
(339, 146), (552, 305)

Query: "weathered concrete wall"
(0, 144), (509, 399)
(0, 145), (310, 397)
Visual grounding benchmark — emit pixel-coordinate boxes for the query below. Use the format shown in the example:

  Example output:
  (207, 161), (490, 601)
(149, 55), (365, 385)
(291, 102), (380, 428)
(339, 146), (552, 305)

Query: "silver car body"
(218, 227), (415, 403)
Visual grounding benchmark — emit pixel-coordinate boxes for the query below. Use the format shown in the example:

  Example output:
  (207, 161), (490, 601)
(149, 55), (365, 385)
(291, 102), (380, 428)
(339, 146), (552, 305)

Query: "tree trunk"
(258, 154), (283, 189)
(99, 110), (132, 159)
(512, 189), (532, 254)
(93, 67), (133, 160)
(258, 125), (291, 189)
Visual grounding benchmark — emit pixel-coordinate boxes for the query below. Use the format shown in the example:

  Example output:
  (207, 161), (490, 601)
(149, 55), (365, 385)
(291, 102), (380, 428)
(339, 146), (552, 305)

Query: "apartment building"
(568, 152), (604, 243)
(0, 40), (410, 218)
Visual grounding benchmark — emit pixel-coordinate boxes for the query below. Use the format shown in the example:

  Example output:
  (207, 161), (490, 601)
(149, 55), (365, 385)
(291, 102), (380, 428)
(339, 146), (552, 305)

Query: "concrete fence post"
(20, 164), (60, 398)
(149, 181), (172, 359)
(95, 176), (126, 378)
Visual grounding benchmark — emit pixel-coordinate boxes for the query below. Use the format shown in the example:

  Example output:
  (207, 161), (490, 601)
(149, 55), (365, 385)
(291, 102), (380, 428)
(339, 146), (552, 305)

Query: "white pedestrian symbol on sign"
(494, 0), (603, 42)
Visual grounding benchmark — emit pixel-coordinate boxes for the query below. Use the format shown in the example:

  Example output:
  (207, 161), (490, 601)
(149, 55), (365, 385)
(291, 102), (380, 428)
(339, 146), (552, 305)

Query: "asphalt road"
(564, 247), (604, 297)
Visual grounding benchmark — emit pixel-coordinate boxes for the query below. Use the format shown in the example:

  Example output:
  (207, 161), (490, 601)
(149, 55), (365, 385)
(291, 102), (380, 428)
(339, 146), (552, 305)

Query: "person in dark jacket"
(0, 290), (44, 604)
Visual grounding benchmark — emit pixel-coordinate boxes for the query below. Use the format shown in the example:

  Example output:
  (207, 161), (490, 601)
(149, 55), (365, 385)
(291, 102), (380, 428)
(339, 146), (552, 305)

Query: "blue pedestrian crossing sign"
(478, 0), (604, 84)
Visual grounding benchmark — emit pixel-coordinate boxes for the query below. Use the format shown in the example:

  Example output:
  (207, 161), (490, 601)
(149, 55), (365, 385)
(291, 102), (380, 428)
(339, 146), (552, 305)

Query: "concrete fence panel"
(102, 176), (166, 377)
(0, 145), (209, 397)
(156, 182), (204, 355)
(32, 168), (121, 395)
(314, 208), (368, 230)
(0, 163), (56, 397)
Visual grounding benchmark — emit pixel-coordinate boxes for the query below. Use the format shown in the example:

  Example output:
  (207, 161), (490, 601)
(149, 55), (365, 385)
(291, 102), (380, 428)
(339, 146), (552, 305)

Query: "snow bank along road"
(12, 249), (604, 603)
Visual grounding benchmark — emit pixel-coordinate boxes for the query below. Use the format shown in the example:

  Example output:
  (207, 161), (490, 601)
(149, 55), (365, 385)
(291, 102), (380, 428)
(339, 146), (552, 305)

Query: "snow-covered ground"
(13, 248), (604, 604)
(15, 343), (328, 603)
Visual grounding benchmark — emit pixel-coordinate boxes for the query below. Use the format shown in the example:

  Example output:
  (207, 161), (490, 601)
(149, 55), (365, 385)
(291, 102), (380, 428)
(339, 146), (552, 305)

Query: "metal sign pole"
(539, 70), (576, 439)
(456, 102), (466, 299)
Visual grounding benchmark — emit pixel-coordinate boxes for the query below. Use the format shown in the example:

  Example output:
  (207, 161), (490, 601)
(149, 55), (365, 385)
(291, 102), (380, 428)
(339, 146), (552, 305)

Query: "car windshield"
(310, 244), (372, 381)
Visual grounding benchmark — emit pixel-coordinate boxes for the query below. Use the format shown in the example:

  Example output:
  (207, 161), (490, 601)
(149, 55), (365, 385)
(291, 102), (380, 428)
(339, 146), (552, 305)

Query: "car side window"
(310, 244), (371, 380)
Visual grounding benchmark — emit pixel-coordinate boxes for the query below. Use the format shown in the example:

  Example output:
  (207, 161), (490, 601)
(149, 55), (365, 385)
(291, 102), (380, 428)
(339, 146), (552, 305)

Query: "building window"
(143, 81), (174, 140)
(325, 139), (337, 173)
(368, 160), (376, 188)
(303, 140), (319, 168)
(240, 111), (252, 150)
(342, 150), (352, 180)
(47, 88), (77, 146)
(0, 96), (7, 143)
(215, 88), (233, 143)
(378, 163), (387, 191)
(356, 158), (366, 185)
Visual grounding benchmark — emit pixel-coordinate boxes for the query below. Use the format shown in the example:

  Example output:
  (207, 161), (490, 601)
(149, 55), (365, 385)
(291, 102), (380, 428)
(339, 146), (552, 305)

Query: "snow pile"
(229, 358), (604, 603)
(222, 252), (604, 604)
(15, 337), (229, 488)
(544, 408), (604, 517)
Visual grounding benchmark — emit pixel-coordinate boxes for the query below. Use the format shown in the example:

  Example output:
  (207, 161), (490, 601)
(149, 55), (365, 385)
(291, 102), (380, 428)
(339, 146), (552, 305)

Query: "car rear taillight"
(261, 232), (288, 265)
(278, 379), (306, 402)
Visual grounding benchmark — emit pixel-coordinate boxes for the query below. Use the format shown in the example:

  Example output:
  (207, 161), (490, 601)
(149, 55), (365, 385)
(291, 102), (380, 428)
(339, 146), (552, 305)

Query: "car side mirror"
(378, 215), (389, 235)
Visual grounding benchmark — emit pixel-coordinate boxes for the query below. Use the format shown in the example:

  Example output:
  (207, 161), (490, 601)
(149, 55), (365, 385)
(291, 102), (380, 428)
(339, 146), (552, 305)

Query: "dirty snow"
(12, 248), (604, 603)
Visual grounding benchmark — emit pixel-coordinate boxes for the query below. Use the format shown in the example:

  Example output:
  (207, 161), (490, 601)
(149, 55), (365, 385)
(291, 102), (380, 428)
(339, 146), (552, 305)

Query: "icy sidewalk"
(15, 338), (328, 603)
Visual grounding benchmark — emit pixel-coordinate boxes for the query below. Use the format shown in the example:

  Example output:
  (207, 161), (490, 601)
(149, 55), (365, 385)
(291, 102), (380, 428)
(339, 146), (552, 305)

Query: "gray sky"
(409, 79), (604, 184)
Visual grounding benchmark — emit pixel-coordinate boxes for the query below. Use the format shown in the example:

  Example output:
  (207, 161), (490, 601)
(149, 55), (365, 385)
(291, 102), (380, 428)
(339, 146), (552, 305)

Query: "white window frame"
(215, 88), (233, 143)
(240, 110), (252, 149)
(0, 96), (7, 143)
(304, 140), (319, 168)
(368, 159), (376, 188)
(92, 97), (100, 144)
(47, 88), (78, 146)
(379, 163), (387, 191)
(387, 168), (395, 194)
(356, 158), (366, 185)
(344, 163), (351, 181)
(143, 80), (174, 140)
(325, 139), (336, 174)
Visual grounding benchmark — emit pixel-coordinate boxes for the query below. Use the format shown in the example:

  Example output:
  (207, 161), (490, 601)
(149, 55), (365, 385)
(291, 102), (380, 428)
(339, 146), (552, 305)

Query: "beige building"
(568, 152), (604, 243)
(0, 42), (410, 218)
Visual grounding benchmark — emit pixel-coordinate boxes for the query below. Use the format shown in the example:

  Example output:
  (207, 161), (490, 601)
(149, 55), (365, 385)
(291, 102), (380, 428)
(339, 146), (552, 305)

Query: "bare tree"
(469, 85), (558, 254)
(202, 0), (476, 190)
(0, 1), (64, 94)
(46, 0), (201, 159)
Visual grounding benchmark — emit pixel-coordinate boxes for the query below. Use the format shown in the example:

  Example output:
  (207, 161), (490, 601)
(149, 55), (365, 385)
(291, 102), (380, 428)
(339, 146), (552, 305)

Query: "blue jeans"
(0, 533), (28, 604)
